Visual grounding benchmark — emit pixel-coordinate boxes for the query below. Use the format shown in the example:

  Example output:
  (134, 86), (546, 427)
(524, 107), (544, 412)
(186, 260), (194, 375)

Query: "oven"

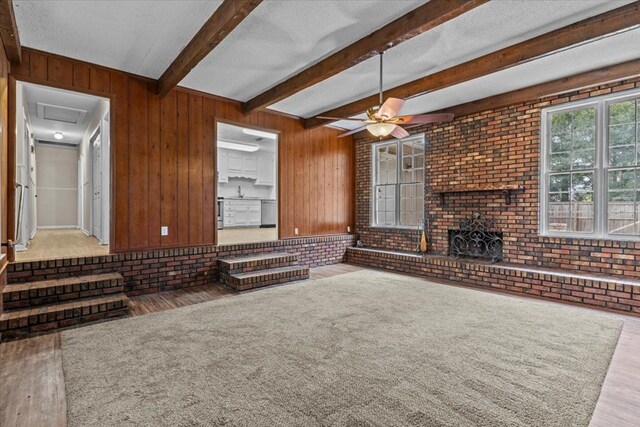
(217, 199), (224, 230)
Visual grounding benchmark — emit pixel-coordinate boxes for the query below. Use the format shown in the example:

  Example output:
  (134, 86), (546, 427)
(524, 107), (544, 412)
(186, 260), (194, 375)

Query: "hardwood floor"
(1, 263), (638, 427)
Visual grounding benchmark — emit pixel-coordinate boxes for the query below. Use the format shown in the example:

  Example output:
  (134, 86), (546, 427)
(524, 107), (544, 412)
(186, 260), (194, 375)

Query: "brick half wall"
(8, 235), (357, 295)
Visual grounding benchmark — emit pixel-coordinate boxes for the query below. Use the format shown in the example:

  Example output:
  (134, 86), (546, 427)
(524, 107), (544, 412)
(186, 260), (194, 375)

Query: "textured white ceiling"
(21, 82), (104, 143)
(179, 0), (425, 100)
(271, 0), (637, 118)
(13, 0), (222, 78)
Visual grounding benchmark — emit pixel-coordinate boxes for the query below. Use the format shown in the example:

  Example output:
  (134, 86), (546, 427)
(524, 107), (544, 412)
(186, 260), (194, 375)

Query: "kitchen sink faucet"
(237, 186), (244, 198)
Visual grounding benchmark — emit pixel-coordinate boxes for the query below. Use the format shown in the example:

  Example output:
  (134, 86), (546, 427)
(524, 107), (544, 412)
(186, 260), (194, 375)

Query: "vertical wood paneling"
(9, 48), (355, 252)
(202, 98), (215, 244)
(89, 67), (110, 94)
(148, 92), (161, 248)
(176, 92), (190, 247)
(47, 57), (72, 86)
(110, 73), (130, 251)
(188, 95), (203, 244)
(29, 52), (47, 80)
(128, 79), (149, 249)
(72, 64), (90, 90)
(160, 92), (178, 247)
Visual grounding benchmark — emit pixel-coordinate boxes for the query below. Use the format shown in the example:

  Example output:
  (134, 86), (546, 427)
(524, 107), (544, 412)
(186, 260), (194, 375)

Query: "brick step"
(0, 293), (130, 340)
(218, 252), (298, 273)
(223, 266), (309, 291)
(2, 272), (124, 310)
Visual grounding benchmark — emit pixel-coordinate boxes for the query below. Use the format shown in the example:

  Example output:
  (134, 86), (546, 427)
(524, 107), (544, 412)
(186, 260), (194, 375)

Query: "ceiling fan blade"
(390, 126), (410, 139)
(338, 126), (367, 138)
(375, 97), (405, 120)
(316, 116), (369, 122)
(396, 113), (454, 125)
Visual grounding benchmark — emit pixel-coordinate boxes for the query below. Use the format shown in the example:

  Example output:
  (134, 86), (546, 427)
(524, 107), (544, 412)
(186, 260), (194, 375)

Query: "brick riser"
(3, 273), (124, 310)
(221, 268), (310, 291)
(0, 294), (129, 341)
(346, 247), (640, 316)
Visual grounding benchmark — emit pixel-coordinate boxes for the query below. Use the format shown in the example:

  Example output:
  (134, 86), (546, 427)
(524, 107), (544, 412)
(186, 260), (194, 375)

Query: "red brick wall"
(355, 77), (640, 279)
(8, 235), (357, 295)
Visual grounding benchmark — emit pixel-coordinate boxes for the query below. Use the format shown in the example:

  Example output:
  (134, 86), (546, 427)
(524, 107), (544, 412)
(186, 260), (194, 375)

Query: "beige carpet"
(16, 228), (108, 262)
(61, 271), (622, 427)
(217, 227), (278, 245)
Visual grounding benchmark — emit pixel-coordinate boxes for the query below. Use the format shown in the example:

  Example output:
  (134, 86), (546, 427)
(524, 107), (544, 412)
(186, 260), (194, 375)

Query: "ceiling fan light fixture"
(366, 122), (396, 137)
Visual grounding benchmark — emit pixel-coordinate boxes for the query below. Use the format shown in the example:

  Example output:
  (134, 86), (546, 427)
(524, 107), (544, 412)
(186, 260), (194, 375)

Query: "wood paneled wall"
(0, 43), (8, 272)
(9, 48), (355, 252)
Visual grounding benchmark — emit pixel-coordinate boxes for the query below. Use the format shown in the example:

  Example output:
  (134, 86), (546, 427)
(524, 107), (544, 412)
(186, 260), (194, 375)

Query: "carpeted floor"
(61, 270), (622, 427)
(16, 228), (108, 262)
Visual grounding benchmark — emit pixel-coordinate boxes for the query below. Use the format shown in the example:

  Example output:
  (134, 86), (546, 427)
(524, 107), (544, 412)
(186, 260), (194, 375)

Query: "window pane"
(609, 101), (636, 125)
(609, 124), (636, 147)
(610, 145), (636, 167)
(550, 152), (570, 171)
(572, 149), (594, 169)
(608, 168), (640, 235)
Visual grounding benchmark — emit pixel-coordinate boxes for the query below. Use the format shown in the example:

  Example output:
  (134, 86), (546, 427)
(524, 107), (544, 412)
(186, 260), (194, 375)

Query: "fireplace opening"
(448, 213), (503, 262)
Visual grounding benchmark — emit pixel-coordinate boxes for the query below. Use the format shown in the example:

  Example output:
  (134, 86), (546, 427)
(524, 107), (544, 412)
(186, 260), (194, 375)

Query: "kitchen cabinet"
(256, 152), (275, 186)
(223, 199), (261, 227)
(227, 150), (257, 179)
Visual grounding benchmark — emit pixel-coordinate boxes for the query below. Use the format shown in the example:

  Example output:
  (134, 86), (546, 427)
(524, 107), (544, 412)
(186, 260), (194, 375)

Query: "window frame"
(540, 88), (640, 241)
(370, 134), (425, 229)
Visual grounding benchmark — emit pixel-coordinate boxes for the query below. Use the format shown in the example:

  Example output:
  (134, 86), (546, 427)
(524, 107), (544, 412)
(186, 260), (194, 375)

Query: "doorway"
(216, 122), (278, 245)
(14, 81), (111, 261)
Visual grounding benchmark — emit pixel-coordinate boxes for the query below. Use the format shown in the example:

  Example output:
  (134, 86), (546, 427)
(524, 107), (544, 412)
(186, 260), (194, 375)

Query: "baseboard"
(30, 228), (37, 239)
(81, 228), (91, 236)
(37, 225), (79, 229)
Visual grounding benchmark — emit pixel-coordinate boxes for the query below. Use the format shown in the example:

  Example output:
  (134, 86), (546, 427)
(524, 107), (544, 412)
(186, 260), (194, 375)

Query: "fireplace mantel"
(431, 184), (525, 206)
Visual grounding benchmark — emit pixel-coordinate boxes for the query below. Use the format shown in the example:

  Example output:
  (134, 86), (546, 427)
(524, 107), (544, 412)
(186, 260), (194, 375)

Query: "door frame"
(7, 75), (115, 261)
(213, 119), (280, 245)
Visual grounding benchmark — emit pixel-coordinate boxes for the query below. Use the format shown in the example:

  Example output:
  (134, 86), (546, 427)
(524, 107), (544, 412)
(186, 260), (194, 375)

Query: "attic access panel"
(37, 102), (88, 124)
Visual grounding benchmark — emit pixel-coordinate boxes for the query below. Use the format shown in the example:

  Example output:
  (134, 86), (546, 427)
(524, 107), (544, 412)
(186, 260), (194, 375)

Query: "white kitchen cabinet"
(225, 150), (257, 179)
(227, 151), (244, 175)
(223, 199), (261, 227)
(256, 152), (275, 186)
(217, 149), (229, 183)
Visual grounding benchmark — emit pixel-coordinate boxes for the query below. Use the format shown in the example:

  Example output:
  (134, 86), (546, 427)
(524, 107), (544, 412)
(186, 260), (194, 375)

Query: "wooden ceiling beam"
(304, 1), (640, 129)
(441, 58), (640, 119)
(0, 0), (21, 63)
(156, 0), (262, 97)
(243, 0), (488, 114)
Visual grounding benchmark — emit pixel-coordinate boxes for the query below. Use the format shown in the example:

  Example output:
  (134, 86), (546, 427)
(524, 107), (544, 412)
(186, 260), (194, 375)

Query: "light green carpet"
(61, 270), (622, 426)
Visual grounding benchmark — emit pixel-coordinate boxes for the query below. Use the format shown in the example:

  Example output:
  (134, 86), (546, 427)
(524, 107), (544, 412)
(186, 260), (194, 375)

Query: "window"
(372, 135), (425, 228)
(540, 89), (640, 240)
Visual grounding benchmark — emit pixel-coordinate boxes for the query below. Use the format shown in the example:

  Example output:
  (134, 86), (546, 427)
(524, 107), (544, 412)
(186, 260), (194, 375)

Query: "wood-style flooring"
(15, 229), (109, 262)
(1, 263), (638, 427)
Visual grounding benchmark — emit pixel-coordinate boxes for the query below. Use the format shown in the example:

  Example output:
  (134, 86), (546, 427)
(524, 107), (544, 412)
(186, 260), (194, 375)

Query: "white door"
(92, 135), (102, 238)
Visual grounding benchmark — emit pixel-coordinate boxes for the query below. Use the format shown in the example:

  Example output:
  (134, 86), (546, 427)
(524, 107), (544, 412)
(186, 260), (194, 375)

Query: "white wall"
(36, 145), (78, 228)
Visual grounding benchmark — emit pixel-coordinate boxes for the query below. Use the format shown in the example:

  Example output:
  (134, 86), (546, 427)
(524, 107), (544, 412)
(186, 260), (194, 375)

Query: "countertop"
(218, 197), (276, 201)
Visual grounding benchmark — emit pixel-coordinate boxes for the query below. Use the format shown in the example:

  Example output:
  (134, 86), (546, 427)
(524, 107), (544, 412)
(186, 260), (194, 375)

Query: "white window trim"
(371, 134), (425, 229)
(540, 87), (640, 241)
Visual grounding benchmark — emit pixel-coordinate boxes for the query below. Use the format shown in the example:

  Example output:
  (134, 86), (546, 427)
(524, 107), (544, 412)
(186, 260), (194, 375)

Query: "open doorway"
(216, 122), (278, 245)
(14, 81), (110, 261)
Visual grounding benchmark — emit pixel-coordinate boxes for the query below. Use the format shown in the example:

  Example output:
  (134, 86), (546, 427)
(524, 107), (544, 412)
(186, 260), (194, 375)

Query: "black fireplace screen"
(448, 213), (503, 262)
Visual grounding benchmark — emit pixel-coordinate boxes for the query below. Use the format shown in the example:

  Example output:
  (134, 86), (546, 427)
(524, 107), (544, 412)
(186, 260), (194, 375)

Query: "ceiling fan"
(317, 52), (454, 139)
